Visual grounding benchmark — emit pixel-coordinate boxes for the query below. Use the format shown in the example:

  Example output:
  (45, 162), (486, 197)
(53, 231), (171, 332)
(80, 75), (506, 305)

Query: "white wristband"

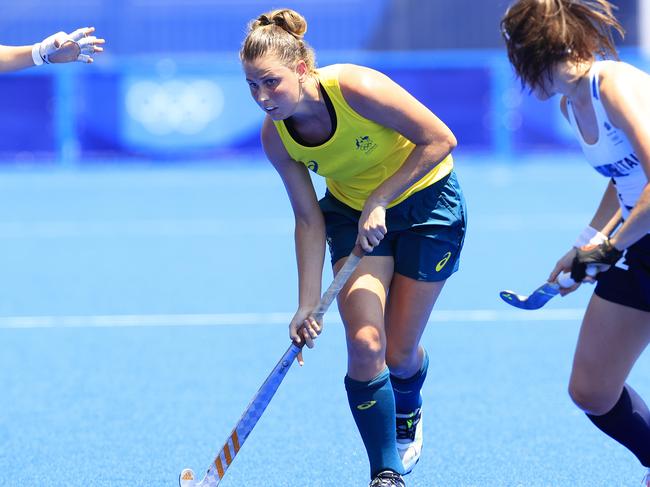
(31, 43), (43, 66)
(573, 226), (607, 248)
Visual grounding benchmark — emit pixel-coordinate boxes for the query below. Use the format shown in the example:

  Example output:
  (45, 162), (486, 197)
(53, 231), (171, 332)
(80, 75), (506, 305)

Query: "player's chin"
(265, 108), (286, 120)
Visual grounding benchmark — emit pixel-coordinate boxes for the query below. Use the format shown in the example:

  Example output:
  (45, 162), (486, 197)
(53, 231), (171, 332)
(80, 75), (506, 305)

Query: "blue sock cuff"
(345, 367), (390, 392)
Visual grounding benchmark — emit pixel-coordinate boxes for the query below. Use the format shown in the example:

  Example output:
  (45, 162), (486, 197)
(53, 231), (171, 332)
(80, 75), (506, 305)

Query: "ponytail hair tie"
(258, 15), (272, 26)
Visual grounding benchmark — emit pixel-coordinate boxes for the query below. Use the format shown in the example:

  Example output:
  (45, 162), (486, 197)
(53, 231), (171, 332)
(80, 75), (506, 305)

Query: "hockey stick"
(179, 246), (365, 487)
(500, 213), (622, 311)
(499, 265), (597, 310)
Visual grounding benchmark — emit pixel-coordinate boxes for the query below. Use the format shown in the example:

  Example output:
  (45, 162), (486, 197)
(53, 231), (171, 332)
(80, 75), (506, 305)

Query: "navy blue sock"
(586, 385), (650, 467)
(345, 368), (403, 478)
(390, 348), (429, 414)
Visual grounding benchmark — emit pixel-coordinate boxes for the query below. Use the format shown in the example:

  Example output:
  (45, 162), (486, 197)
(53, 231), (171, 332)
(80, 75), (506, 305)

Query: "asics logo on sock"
(436, 252), (452, 272)
(357, 400), (377, 410)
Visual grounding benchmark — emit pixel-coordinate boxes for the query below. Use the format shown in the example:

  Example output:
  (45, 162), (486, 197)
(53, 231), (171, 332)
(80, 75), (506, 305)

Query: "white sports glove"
(32, 27), (104, 65)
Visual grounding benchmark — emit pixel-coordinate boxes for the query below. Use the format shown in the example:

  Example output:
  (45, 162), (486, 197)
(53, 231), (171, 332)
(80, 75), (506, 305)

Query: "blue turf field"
(0, 154), (648, 486)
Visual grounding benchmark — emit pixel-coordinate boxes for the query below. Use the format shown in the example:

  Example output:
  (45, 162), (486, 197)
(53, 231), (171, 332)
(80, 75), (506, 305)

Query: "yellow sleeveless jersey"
(272, 64), (453, 210)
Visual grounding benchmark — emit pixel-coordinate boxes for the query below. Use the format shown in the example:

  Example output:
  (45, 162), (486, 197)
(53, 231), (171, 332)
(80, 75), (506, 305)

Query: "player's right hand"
(39, 27), (105, 64)
(357, 200), (387, 253)
(548, 248), (581, 296)
(289, 307), (322, 366)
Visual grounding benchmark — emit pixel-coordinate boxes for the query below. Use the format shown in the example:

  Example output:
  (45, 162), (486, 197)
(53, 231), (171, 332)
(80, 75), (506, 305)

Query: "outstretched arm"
(0, 27), (105, 73)
(0, 45), (35, 72)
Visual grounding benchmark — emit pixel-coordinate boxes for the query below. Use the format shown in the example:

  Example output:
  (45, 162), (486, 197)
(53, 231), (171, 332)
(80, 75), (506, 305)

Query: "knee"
(568, 379), (619, 416)
(346, 326), (384, 367)
(385, 344), (419, 377)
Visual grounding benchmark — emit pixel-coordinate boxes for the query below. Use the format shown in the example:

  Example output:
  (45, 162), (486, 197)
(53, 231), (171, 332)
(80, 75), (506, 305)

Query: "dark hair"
(501, 0), (624, 90)
(240, 8), (316, 72)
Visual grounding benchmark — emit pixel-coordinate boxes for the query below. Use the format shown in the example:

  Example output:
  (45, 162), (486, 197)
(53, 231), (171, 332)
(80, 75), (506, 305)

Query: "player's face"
(243, 56), (302, 120)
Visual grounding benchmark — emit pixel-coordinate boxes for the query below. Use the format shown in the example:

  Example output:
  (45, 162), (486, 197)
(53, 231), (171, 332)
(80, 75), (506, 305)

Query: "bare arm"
(601, 207), (623, 237)
(590, 180), (622, 236)
(338, 64), (456, 251)
(599, 63), (650, 249)
(340, 64), (456, 207)
(0, 28), (104, 73)
(261, 116), (326, 314)
(0, 45), (35, 72)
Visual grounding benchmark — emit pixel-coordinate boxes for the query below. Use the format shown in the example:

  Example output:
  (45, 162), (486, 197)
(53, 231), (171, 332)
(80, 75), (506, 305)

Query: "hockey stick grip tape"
(557, 271), (575, 288)
(557, 264), (598, 288)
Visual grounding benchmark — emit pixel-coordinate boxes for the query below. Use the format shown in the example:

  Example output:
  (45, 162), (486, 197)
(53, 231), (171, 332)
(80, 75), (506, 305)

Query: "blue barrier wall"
(2, 49), (647, 163)
(1, 0), (637, 52)
(0, 0), (390, 54)
(0, 0), (644, 163)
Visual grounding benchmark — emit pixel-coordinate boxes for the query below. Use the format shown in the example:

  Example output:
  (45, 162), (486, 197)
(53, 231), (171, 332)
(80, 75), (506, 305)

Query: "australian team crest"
(355, 135), (378, 154)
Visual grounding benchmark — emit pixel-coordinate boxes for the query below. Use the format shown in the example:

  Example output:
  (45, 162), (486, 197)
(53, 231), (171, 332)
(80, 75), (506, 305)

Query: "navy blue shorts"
(319, 171), (467, 282)
(595, 233), (650, 312)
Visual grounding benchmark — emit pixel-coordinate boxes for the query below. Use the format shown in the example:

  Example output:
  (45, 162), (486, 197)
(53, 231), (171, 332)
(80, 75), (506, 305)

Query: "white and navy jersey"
(566, 61), (648, 221)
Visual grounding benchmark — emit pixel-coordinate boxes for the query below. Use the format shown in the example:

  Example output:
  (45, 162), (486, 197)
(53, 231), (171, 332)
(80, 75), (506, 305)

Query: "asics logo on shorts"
(436, 252), (452, 272)
(357, 400), (377, 410)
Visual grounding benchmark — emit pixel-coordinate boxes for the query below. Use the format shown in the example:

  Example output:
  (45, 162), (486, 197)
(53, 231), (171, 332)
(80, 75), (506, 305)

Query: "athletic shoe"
(396, 406), (423, 474)
(642, 468), (650, 487)
(369, 470), (406, 487)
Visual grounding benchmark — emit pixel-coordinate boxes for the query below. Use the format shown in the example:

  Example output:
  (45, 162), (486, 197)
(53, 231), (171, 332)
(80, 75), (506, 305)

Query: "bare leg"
(334, 255), (404, 477)
(569, 293), (650, 467)
(384, 273), (446, 378)
(334, 254), (394, 380)
(570, 294), (650, 414)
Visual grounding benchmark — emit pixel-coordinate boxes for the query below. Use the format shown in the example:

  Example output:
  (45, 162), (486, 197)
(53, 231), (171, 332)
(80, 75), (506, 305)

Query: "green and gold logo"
(355, 135), (378, 155)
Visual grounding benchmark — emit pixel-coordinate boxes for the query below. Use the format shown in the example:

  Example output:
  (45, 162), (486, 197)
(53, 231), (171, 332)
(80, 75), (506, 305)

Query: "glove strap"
(602, 239), (623, 262)
(31, 43), (44, 66)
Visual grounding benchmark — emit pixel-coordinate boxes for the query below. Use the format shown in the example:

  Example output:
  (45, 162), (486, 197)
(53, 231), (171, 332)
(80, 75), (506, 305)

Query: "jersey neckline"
(282, 82), (338, 148)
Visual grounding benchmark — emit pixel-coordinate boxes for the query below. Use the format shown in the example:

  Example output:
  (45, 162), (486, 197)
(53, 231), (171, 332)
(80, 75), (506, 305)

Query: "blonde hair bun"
(254, 9), (308, 40)
(241, 8), (316, 72)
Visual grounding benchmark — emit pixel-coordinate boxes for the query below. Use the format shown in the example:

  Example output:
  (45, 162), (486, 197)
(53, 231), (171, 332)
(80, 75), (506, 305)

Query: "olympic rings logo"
(125, 79), (224, 136)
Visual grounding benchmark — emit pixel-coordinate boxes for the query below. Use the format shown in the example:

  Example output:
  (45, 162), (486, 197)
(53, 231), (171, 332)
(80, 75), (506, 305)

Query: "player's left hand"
(571, 239), (623, 282)
(39, 27), (105, 64)
(357, 200), (387, 253)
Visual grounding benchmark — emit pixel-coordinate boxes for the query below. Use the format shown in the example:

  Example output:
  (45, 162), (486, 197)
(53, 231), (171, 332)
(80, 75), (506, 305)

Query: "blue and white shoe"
(395, 406), (423, 475)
